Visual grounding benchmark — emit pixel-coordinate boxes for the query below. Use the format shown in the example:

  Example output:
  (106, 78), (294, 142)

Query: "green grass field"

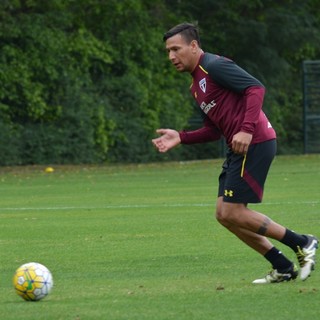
(0, 154), (319, 320)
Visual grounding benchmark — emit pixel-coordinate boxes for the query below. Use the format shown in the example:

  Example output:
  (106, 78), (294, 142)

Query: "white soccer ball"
(13, 262), (53, 301)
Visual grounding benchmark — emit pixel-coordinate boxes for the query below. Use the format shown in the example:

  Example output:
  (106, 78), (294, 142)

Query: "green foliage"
(0, 0), (319, 164)
(176, 0), (320, 154)
(0, 0), (116, 164)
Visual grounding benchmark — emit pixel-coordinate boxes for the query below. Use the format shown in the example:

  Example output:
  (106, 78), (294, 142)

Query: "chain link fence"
(303, 60), (320, 153)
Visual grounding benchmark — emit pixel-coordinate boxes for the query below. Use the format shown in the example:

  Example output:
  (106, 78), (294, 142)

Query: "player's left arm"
(207, 58), (265, 153)
(232, 85), (265, 154)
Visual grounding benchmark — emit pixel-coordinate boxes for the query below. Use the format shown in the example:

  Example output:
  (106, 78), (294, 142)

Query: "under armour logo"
(224, 190), (233, 197)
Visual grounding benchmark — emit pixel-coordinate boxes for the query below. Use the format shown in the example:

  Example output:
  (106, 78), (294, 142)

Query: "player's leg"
(216, 196), (298, 283)
(216, 140), (281, 240)
(217, 201), (286, 240)
(220, 201), (318, 278)
(216, 197), (273, 254)
(216, 140), (318, 282)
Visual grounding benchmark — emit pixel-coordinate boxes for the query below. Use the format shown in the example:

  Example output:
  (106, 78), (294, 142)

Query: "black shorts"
(218, 139), (277, 204)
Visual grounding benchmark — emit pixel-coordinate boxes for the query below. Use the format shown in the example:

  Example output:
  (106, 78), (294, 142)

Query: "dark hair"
(163, 22), (201, 47)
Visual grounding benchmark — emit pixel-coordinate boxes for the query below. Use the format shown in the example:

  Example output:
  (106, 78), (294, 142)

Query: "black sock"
(280, 229), (308, 252)
(264, 247), (292, 271)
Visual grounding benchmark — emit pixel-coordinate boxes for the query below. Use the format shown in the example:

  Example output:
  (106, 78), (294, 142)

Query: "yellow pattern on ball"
(13, 262), (53, 301)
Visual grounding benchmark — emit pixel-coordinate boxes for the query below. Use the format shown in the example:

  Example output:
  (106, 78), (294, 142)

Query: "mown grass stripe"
(0, 200), (318, 211)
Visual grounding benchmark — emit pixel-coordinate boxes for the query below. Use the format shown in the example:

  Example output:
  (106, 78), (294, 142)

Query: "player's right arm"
(152, 122), (221, 153)
(179, 117), (221, 144)
(152, 129), (181, 153)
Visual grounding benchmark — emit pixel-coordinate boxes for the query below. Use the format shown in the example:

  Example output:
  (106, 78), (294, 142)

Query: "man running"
(152, 22), (318, 283)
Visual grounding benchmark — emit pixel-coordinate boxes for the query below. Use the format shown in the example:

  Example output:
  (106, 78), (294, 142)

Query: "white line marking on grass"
(0, 203), (212, 211)
(0, 200), (318, 211)
(260, 201), (319, 206)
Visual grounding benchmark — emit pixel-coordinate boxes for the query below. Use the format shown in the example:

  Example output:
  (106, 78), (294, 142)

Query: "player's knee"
(215, 206), (231, 227)
(216, 203), (241, 226)
(216, 210), (225, 225)
(215, 198), (224, 224)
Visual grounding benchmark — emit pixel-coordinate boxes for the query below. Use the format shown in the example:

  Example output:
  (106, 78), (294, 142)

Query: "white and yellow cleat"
(296, 235), (319, 281)
(252, 264), (298, 284)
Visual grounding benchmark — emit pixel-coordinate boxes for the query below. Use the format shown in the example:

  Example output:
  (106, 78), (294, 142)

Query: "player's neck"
(190, 50), (204, 73)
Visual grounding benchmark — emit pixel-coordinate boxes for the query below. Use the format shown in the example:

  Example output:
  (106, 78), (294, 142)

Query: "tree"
(0, 0), (319, 165)
(163, 0), (320, 154)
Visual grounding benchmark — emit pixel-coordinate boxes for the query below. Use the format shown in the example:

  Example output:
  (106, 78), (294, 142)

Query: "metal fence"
(303, 60), (320, 154)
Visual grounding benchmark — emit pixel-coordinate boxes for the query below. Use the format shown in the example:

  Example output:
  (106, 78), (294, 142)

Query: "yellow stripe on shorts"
(241, 154), (247, 178)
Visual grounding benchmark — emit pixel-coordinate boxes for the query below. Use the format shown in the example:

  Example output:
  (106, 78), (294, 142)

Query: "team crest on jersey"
(199, 78), (206, 93)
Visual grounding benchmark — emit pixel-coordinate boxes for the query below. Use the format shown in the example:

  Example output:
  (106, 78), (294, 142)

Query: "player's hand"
(231, 131), (252, 154)
(152, 129), (181, 153)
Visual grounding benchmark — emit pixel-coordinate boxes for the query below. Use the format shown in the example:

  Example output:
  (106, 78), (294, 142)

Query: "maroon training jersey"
(179, 53), (276, 147)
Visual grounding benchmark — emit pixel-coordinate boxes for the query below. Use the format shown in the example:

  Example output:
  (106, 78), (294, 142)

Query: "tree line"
(0, 0), (319, 165)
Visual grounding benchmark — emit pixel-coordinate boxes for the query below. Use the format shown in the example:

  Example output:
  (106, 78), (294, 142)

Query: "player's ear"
(190, 40), (199, 52)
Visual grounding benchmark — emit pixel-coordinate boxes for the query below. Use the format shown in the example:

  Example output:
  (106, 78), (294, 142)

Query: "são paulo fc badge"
(199, 78), (206, 93)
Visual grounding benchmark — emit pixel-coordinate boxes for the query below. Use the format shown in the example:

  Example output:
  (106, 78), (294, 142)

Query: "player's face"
(165, 34), (198, 73)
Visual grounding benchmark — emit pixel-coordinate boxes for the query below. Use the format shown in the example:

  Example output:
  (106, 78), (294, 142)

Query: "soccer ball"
(13, 262), (53, 301)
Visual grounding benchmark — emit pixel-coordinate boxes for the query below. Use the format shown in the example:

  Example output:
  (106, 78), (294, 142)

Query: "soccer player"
(152, 22), (318, 283)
